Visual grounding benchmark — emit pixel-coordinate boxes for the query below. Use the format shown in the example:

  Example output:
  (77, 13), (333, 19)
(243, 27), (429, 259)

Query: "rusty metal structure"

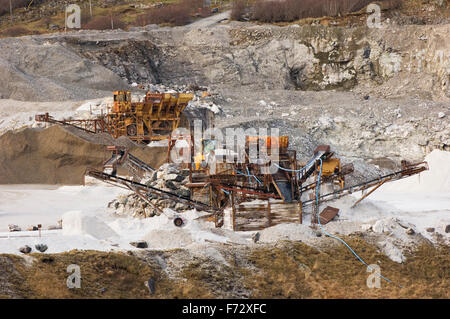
(84, 135), (428, 231)
(35, 90), (194, 143)
(35, 113), (107, 134)
(102, 145), (155, 179)
(182, 138), (356, 229)
(107, 91), (194, 143)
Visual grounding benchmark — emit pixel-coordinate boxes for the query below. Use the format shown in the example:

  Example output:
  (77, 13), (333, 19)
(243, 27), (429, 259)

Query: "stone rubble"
(371, 218), (429, 263)
(35, 244), (48, 253)
(8, 225), (21, 232)
(19, 245), (32, 254)
(108, 163), (192, 218)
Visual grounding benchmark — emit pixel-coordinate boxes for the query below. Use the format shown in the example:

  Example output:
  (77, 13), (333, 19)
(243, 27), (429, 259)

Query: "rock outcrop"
(0, 22), (448, 101)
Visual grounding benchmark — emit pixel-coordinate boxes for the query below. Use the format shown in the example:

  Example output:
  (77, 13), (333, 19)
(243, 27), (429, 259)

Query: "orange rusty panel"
(246, 136), (289, 149)
(314, 206), (339, 225)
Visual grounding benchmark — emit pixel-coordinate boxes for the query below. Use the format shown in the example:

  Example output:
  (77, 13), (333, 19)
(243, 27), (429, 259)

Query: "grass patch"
(0, 240), (448, 298)
(10, 250), (157, 298)
(1, 25), (29, 36)
(241, 239), (449, 298)
(174, 259), (237, 298)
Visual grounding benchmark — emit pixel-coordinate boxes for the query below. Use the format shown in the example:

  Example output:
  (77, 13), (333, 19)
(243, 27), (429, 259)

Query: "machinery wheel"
(173, 217), (184, 227)
(127, 124), (137, 136)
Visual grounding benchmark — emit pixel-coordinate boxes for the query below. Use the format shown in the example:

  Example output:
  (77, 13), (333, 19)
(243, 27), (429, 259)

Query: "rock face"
(0, 23), (448, 101)
(0, 22), (446, 170)
(74, 23), (449, 99)
(0, 36), (128, 101)
(297, 113), (450, 162)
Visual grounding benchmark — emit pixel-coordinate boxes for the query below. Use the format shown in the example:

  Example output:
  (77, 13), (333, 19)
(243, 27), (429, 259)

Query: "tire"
(127, 124), (137, 136)
(173, 217), (184, 227)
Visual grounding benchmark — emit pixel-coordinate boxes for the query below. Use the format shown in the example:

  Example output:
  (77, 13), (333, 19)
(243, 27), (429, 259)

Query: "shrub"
(1, 25), (29, 37)
(134, 0), (211, 27)
(231, 0), (248, 21)
(0, 0), (32, 16)
(83, 16), (125, 30)
(249, 0), (403, 23)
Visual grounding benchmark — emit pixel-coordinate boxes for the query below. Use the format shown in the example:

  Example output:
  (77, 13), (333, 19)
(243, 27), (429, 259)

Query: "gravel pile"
(108, 163), (192, 218)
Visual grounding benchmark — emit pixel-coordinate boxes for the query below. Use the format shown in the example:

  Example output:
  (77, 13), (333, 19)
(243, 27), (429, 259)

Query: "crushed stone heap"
(108, 163), (192, 218)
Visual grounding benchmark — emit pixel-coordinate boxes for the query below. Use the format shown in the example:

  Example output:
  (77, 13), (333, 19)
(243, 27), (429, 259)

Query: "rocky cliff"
(0, 21), (448, 101)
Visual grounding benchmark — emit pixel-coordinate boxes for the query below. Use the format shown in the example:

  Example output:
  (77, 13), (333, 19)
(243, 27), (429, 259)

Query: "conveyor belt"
(103, 149), (154, 178)
(302, 161), (428, 208)
(126, 153), (155, 173)
(299, 150), (330, 181)
(86, 168), (211, 212)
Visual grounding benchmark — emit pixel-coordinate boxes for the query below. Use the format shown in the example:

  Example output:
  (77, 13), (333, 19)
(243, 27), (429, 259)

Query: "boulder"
(176, 187), (190, 198)
(164, 173), (183, 182)
(8, 224), (21, 232)
(174, 203), (187, 211)
(35, 244), (48, 252)
(130, 241), (148, 249)
(179, 169), (190, 177)
(165, 180), (178, 190)
(19, 245), (32, 254)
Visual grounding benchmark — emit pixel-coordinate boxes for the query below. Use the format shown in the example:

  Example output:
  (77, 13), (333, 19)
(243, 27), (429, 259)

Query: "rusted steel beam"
(351, 180), (386, 208)
(302, 162), (428, 208)
(35, 113), (107, 134)
(271, 175), (286, 201)
(133, 186), (164, 215)
(231, 191), (236, 231)
(85, 168), (212, 212)
(217, 185), (281, 199)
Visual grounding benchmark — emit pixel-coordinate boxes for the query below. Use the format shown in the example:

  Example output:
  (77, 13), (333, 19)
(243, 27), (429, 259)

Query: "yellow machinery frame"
(106, 90), (194, 143)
